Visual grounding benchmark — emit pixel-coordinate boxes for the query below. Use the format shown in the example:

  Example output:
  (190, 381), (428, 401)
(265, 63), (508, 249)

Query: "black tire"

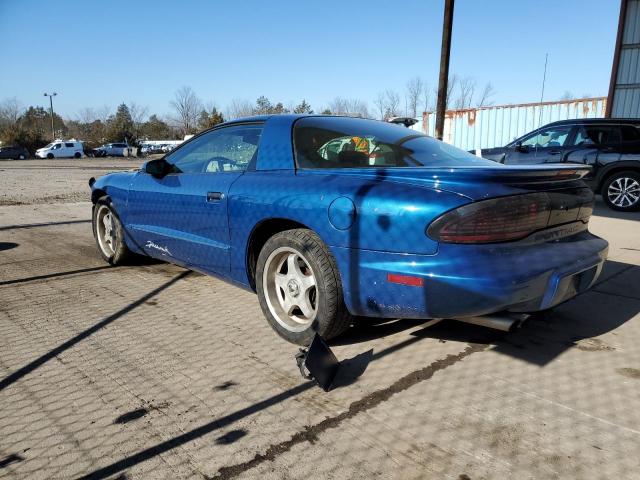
(602, 170), (640, 212)
(256, 228), (352, 345)
(74, 152), (81, 158)
(46, 153), (54, 159)
(92, 197), (133, 265)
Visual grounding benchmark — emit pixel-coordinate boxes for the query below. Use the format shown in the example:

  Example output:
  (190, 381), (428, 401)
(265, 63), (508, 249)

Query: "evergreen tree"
(197, 107), (225, 130)
(293, 100), (313, 114)
(254, 96), (273, 115)
(140, 115), (177, 140)
(107, 103), (135, 143)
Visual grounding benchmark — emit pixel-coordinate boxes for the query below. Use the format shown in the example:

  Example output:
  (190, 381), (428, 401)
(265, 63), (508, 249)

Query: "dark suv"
(477, 119), (640, 211)
(0, 145), (29, 160)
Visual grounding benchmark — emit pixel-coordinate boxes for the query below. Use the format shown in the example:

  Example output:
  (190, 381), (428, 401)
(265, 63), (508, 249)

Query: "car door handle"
(207, 191), (224, 202)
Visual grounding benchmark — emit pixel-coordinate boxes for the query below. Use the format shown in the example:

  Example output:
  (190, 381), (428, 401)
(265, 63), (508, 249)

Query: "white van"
(35, 140), (84, 159)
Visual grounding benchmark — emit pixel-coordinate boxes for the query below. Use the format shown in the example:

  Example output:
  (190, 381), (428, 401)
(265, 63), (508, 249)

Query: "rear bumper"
(330, 231), (608, 319)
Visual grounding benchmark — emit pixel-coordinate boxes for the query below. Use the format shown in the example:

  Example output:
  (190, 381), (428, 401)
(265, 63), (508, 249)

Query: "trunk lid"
(309, 164), (592, 201)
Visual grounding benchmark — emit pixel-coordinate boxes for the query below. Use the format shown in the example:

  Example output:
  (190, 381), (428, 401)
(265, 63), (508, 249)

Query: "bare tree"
(0, 97), (23, 126)
(76, 107), (97, 124)
(374, 90), (400, 120)
(437, 73), (459, 110)
(477, 82), (496, 107)
(170, 86), (202, 135)
(328, 97), (369, 118)
(560, 91), (574, 101)
(129, 102), (149, 140)
(422, 84), (431, 113)
(96, 105), (112, 123)
(225, 98), (253, 120)
(406, 77), (424, 118)
(383, 90), (400, 119)
(454, 76), (476, 109)
(374, 92), (386, 120)
(129, 102), (149, 126)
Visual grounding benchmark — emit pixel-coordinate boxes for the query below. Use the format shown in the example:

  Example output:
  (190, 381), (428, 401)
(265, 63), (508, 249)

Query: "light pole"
(43, 92), (58, 140)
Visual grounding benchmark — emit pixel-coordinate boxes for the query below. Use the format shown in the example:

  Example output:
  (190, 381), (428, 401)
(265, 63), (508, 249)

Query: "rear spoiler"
(442, 164), (592, 185)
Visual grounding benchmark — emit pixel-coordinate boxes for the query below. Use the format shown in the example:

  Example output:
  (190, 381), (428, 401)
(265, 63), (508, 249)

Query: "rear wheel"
(74, 152), (81, 158)
(256, 229), (352, 345)
(92, 197), (132, 265)
(603, 171), (640, 211)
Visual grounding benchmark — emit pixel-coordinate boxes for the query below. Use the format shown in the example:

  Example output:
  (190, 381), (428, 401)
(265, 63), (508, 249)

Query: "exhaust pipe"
(455, 313), (529, 332)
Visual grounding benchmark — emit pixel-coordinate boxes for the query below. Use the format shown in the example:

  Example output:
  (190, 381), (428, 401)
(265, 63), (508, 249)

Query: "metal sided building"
(416, 98), (607, 151)
(607, 0), (640, 118)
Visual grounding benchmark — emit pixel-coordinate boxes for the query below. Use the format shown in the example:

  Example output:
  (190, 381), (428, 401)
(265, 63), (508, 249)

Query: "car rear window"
(293, 116), (496, 169)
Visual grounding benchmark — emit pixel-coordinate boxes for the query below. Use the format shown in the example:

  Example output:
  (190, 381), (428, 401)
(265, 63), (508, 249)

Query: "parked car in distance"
(95, 143), (129, 157)
(35, 140), (84, 159)
(139, 144), (153, 155)
(0, 145), (29, 160)
(161, 144), (178, 153)
(90, 115), (607, 345)
(475, 119), (640, 211)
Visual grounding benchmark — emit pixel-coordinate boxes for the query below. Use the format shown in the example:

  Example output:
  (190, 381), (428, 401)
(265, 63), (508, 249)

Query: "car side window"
(521, 126), (572, 148)
(620, 125), (640, 142)
(65, 142), (74, 147)
(53, 143), (61, 150)
(165, 124), (263, 174)
(573, 125), (622, 146)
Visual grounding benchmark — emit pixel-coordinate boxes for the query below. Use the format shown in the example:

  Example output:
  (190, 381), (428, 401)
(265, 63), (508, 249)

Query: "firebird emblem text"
(145, 240), (171, 256)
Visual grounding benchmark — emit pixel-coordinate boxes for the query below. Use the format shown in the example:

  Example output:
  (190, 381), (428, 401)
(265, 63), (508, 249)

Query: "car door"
(503, 125), (573, 164)
(125, 123), (263, 276)
(51, 143), (63, 157)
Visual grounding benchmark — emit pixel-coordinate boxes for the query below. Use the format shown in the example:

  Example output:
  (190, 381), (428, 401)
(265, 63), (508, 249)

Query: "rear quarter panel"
(227, 170), (468, 286)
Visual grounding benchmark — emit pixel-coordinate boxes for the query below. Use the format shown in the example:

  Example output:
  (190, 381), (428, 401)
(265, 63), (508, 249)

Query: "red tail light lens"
(427, 193), (552, 243)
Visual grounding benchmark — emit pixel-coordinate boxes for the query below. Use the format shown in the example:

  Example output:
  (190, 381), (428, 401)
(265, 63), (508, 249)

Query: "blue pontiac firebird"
(90, 115), (608, 344)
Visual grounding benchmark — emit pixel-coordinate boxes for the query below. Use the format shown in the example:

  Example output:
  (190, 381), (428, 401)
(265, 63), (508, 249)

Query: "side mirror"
(144, 158), (171, 178)
(515, 142), (529, 153)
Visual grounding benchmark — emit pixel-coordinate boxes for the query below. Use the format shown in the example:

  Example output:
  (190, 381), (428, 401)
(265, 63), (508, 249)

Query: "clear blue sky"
(0, 0), (619, 118)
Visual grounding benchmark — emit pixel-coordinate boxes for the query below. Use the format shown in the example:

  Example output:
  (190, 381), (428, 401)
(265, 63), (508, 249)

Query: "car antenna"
(535, 53), (549, 157)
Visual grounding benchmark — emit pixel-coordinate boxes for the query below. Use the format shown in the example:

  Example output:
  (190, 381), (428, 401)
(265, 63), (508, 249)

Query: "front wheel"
(256, 229), (352, 345)
(92, 198), (132, 265)
(603, 171), (640, 211)
(46, 153), (54, 159)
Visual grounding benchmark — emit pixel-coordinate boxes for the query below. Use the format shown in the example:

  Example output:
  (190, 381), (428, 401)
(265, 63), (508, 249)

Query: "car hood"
(301, 165), (591, 201)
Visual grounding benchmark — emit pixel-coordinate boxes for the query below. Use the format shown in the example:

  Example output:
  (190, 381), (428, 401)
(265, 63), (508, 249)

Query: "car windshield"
(293, 116), (497, 169)
(43, 143), (54, 149)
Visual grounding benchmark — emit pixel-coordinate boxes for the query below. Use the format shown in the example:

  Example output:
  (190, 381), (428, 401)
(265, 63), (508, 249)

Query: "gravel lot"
(1, 160), (639, 479)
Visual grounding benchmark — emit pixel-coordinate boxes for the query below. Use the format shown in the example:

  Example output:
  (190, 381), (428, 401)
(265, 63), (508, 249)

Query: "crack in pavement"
(210, 343), (487, 480)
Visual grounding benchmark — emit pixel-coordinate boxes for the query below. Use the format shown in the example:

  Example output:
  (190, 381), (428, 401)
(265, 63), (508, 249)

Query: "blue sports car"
(90, 115), (608, 344)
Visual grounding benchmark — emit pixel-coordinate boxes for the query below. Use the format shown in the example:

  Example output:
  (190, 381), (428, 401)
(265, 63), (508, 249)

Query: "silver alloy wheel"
(262, 247), (318, 332)
(608, 177), (640, 208)
(96, 205), (116, 257)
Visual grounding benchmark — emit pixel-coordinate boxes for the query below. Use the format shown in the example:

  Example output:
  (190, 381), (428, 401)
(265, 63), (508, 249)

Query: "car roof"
(544, 118), (640, 127)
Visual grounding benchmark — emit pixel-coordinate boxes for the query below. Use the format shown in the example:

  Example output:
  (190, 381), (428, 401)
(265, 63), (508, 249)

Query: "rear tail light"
(427, 190), (592, 244)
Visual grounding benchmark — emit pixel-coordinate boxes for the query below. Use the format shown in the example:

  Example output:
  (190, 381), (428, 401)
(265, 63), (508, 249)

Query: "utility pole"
(435, 0), (454, 141)
(43, 92), (58, 140)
